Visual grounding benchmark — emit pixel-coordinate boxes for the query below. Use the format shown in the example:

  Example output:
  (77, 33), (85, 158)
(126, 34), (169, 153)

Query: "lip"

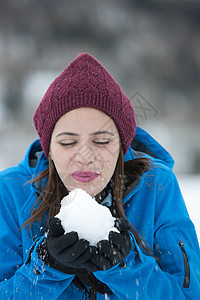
(71, 171), (100, 183)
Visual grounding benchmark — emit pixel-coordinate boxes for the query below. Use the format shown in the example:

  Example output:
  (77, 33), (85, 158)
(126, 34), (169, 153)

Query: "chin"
(65, 178), (107, 198)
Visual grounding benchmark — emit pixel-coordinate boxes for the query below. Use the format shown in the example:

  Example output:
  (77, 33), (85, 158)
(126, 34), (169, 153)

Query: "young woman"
(0, 53), (199, 299)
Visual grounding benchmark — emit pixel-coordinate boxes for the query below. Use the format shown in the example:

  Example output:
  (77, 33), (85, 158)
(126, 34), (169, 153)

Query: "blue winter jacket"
(0, 127), (199, 299)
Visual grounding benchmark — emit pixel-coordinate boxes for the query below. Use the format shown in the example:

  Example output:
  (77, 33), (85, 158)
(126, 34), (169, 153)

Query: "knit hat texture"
(33, 53), (136, 157)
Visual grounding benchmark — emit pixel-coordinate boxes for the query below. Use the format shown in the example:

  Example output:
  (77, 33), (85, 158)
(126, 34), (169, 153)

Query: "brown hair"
(23, 147), (152, 252)
(23, 147), (153, 296)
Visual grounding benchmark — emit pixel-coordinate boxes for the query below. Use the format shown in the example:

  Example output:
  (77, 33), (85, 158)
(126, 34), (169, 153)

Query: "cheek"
(100, 152), (119, 178)
(52, 157), (72, 189)
(101, 147), (119, 166)
(51, 149), (70, 173)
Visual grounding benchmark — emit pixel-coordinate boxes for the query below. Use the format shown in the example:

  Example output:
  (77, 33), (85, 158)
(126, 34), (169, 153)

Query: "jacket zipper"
(179, 240), (190, 288)
(89, 288), (96, 300)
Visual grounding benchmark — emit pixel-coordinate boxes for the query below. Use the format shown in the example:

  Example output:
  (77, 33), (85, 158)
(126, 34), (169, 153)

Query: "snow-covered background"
(0, 1), (199, 244)
(178, 175), (200, 243)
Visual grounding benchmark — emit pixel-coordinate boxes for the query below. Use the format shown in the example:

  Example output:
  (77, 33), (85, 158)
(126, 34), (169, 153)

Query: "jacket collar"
(19, 125), (175, 211)
(18, 139), (49, 178)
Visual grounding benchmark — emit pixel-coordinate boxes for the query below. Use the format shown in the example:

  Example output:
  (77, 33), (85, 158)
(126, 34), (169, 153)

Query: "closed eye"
(60, 141), (77, 146)
(93, 140), (110, 145)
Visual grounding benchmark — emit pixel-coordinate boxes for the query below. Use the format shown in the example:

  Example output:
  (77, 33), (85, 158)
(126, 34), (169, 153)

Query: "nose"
(72, 144), (96, 165)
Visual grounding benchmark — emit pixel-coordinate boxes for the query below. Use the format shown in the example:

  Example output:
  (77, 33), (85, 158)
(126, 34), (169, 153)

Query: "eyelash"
(94, 141), (110, 145)
(60, 142), (76, 146)
(59, 141), (110, 147)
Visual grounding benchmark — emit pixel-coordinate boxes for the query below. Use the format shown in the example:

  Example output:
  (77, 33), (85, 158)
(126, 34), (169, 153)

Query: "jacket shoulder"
(0, 166), (32, 196)
(0, 166), (30, 180)
(149, 156), (173, 175)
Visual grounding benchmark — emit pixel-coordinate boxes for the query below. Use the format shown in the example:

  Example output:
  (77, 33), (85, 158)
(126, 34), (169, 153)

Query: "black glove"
(89, 218), (132, 271)
(37, 217), (98, 274)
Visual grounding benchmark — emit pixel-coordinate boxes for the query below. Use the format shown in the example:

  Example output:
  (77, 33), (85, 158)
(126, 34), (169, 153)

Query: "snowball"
(55, 188), (119, 246)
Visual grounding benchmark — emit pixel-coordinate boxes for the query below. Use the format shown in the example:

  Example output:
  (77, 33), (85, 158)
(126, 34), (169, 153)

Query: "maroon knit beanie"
(33, 53), (136, 157)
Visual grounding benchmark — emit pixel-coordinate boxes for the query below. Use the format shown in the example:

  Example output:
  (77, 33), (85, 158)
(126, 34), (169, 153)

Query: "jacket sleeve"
(0, 177), (74, 299)
(94, 171), (200, 299)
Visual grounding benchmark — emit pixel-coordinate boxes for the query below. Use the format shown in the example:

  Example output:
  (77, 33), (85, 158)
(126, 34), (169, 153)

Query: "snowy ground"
(178, 175), (200, 243)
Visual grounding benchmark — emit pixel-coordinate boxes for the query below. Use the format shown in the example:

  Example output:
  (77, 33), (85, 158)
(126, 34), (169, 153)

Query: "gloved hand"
(37, 217), (98, 274)
(89, 218), (132, 271)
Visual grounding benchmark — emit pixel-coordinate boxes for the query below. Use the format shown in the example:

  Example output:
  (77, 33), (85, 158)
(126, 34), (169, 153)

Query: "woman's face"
(50, 107), (120, 197)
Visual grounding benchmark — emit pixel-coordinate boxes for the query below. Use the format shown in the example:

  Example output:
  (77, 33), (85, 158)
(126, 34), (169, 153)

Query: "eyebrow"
(90, 130), (114, 136)
(55, 132), (79, 138)
(55, 130), (114, 138)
